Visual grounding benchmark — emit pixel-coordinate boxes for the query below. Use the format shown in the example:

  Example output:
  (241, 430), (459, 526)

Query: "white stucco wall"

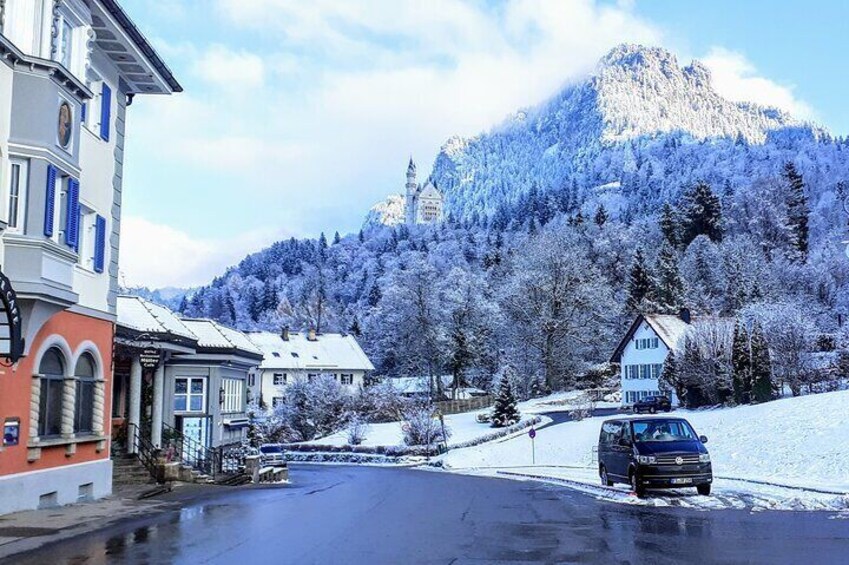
(620, 321), (670, 406)
(0, 458), (112, 516)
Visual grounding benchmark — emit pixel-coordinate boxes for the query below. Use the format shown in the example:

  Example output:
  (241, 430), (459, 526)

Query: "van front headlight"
(638, 455), (657, 465)
(699, 453), (711, 463)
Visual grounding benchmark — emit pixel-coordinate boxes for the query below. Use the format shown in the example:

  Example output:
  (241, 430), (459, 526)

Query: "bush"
(402, 403), (451, 446)
(347, 414), (369, 445)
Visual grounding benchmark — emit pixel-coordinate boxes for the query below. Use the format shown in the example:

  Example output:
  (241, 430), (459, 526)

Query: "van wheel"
(600, 465), (613, 487)
(630, 471), (646, 497)
(649, 406), (656, 414)
(697, 484), (711, 496)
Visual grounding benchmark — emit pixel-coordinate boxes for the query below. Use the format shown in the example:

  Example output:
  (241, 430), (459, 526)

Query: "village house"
(247, 328), (374, 409)
(610, 310), (693, 407)
(0, 0), (180, 514)
(113, 296), (262, 464)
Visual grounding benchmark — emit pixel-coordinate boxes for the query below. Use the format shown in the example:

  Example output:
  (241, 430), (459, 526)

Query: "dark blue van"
(598, 417), (712, 496)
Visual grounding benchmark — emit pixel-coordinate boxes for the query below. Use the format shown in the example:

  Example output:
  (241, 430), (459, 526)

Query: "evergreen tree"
(333, 231), (342, 245)
(731, 319), (751, 404)
(626, 247), (654, 313)
(680, 182), (723, 246)
(358, 229), (365, 244)
(654, 244), (685, 314)
(318, 232), (328, 261)
(659, 202), (680, 247)
(349, 316), (362, 337)
(594, 204), (608, 226)
(491, 374), (520, 428)
(750, 321), (774, 403)
(783, 162), (810, 263)
(659, 350), (684, 402)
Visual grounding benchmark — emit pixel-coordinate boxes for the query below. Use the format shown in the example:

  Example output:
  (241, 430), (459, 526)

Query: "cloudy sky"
(118, 0), (849, 289)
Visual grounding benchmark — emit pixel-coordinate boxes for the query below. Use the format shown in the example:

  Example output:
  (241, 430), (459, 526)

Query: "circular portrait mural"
(57, 101), (73, 149)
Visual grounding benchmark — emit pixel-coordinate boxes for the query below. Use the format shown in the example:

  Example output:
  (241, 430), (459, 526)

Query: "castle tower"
(405, 157), (418, 225)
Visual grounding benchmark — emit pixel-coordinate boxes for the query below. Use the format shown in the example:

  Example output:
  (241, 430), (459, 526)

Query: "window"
(272, 373), (287, 386)
(74, 353), (96, 434)
(38, 348), (66, 438)
(7, 158), (28, 232)
(56, 17), (74, 69)
(307, 373), (317, 382)
(221, 378), (245, 414)
(340, 374), (354, 386)
(272, 397), (284, 408)
(174, 377), (206, 413)
(271, 352), (280, 358)
(651, 364), (662, 379)
(78, 207), (96, 269)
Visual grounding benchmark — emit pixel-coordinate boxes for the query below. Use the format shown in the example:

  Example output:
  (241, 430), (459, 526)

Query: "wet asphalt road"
(14, 464), (849, 565)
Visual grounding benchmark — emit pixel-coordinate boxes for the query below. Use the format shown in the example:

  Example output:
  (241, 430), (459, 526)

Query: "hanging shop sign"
(0, 268), (24, 363)
(139, 348), (161, 369)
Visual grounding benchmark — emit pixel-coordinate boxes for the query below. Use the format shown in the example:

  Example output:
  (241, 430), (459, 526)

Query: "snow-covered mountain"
(364, 194), (405, 228)
(426, 44), (836, 222)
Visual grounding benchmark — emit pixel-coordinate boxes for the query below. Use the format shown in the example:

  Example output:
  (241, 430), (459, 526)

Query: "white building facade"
(404, 158), (443, 225)
(247, 329), (375, 409)
(610, 313), (691, 407)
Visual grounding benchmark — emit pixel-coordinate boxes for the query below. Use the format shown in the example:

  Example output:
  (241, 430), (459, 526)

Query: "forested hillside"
(176, 45), (849, 402)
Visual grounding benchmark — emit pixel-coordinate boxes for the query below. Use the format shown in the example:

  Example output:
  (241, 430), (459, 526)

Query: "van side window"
(600, 421), (622, 445)
(621, 423), (633, 443)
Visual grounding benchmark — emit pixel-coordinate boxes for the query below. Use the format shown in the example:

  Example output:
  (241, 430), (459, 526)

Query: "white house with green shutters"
(610, 311), (692, 407)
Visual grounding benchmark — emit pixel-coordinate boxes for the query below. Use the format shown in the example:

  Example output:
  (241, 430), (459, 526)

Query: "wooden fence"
(435, 395), (493, 415)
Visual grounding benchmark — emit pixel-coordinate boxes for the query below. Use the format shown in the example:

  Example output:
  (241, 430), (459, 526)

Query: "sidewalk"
(0, 483), (201, 560)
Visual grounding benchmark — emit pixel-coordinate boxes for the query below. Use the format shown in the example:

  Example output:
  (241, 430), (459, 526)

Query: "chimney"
(678, 308), (692, 324)
(281, 326), (290, 341)
(307, 328), (317, 342)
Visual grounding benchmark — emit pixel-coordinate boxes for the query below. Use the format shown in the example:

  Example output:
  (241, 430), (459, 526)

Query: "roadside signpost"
(529, 427), (536, 465)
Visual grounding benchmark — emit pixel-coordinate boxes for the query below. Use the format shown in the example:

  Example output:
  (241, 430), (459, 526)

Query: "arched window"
(38, 348), (66, 437)
(74, 353), (96, 434)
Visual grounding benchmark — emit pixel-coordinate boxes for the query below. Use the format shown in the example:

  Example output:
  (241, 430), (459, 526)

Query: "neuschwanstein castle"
(405, 158), (444, 225)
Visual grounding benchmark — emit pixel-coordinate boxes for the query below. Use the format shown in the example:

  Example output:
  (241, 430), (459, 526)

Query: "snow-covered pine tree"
(680, 182), (723, 246)
(783, 162), (810, 263)
(659, 202), (680, 247)
(750, 321), (774, 403)
(731, 319), (751, 404)
(654, 244), (685, 314)
(491, 374), (520, 428)
(626, 247), (654, 313)
(659, 350), (683, 402)
(594, 204), (609, 226)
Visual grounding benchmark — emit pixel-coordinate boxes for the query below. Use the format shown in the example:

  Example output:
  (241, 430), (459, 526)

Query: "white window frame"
(174, 377), (206, 414)
(78, 205), (97, 271)
(53, 3), (86, 78)
(51, 174), (65, 244)
(221, 378), (244, 414)
(7, 158), (28, 233)
(340, 373), (354, 386)
(272, 373), (287, 386)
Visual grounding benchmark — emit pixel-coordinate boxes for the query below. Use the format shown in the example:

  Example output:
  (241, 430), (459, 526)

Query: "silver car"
(259, 444), (287, 467)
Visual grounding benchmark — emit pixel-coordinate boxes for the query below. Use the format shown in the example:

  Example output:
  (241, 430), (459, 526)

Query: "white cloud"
(119, 216), (287, 288)
(193, 44), (266, 89)
(702, 47), (815, 119)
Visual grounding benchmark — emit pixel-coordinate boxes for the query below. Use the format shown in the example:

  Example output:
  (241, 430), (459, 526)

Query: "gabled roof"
(247, 332), (375, 372)
(418, 181), (441, 199)
(181, 319), (263, 358)
(610, 313), (691, 363)
(116, 295), (197, 341)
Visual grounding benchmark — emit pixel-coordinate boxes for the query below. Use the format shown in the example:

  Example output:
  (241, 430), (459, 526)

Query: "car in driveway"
(597, 417), (712, 497)
(259, 444), (288, 468)
(632, 395), (672, 414)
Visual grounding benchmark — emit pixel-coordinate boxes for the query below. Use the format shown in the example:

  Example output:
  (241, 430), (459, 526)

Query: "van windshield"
(260, 445), (282, 454)
(632, 420), (698, 443)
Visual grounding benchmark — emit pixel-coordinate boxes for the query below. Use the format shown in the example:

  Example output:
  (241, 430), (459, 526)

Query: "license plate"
(671, 478), (692, 485)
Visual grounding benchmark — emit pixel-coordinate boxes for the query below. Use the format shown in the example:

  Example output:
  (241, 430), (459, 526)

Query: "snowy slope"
(442, 390), (849, 493)
(363, 194), (406, 228)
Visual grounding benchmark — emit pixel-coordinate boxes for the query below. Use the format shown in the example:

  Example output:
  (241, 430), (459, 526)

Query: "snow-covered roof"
(116, 295), (197, 340)
(643, 314), (691, 352)
(247, 331), (375, 372)
(181, 319), (263, 357)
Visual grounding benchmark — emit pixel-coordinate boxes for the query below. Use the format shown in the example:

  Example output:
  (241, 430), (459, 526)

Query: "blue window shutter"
(94, 215), (106, 273)
(100, 84), (111, 142)
(44, 165), (57, 237)
(81, 103), (87, 123)
(65, 179), (80, 247)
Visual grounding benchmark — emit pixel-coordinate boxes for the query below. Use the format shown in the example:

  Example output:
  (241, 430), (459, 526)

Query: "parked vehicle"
(259, 444), (288, 468)
(632, 395), (672, 414)
(597, 417), (712, 497)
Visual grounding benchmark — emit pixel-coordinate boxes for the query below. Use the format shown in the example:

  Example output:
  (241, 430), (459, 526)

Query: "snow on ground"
(308, 409), (537, 449)
(439, 390), (849, 512)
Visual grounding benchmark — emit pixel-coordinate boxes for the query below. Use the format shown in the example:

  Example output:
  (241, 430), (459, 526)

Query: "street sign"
(528, 427), (536, 439)
(529, 427), (536, 465)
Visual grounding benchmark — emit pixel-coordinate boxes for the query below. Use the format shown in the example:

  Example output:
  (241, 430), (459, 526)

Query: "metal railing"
(161, 421), (217, 477)
(127, 423), (161, 482)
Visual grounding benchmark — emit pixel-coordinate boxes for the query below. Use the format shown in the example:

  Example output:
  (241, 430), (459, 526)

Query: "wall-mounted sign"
(4, 418), (20, 446)
(139, 348), (161, 369)
(57, 101), (73, 148)
(0, 268), (24, 363)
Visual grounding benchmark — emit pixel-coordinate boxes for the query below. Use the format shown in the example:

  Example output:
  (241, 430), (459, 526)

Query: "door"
(610, 421), (632, 479)
(181, 416), (210, 465)
(600, 421), (624, 478)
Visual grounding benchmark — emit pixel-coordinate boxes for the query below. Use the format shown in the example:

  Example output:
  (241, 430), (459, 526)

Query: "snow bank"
(440, 390), (849, 511)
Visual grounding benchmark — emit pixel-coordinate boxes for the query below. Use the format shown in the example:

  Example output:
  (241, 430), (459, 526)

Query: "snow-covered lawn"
(439, 390), (849, 512)
(307, 409), (538, 449)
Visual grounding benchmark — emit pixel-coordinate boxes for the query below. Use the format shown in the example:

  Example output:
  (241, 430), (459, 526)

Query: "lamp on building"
(219, 386), (226, 408)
